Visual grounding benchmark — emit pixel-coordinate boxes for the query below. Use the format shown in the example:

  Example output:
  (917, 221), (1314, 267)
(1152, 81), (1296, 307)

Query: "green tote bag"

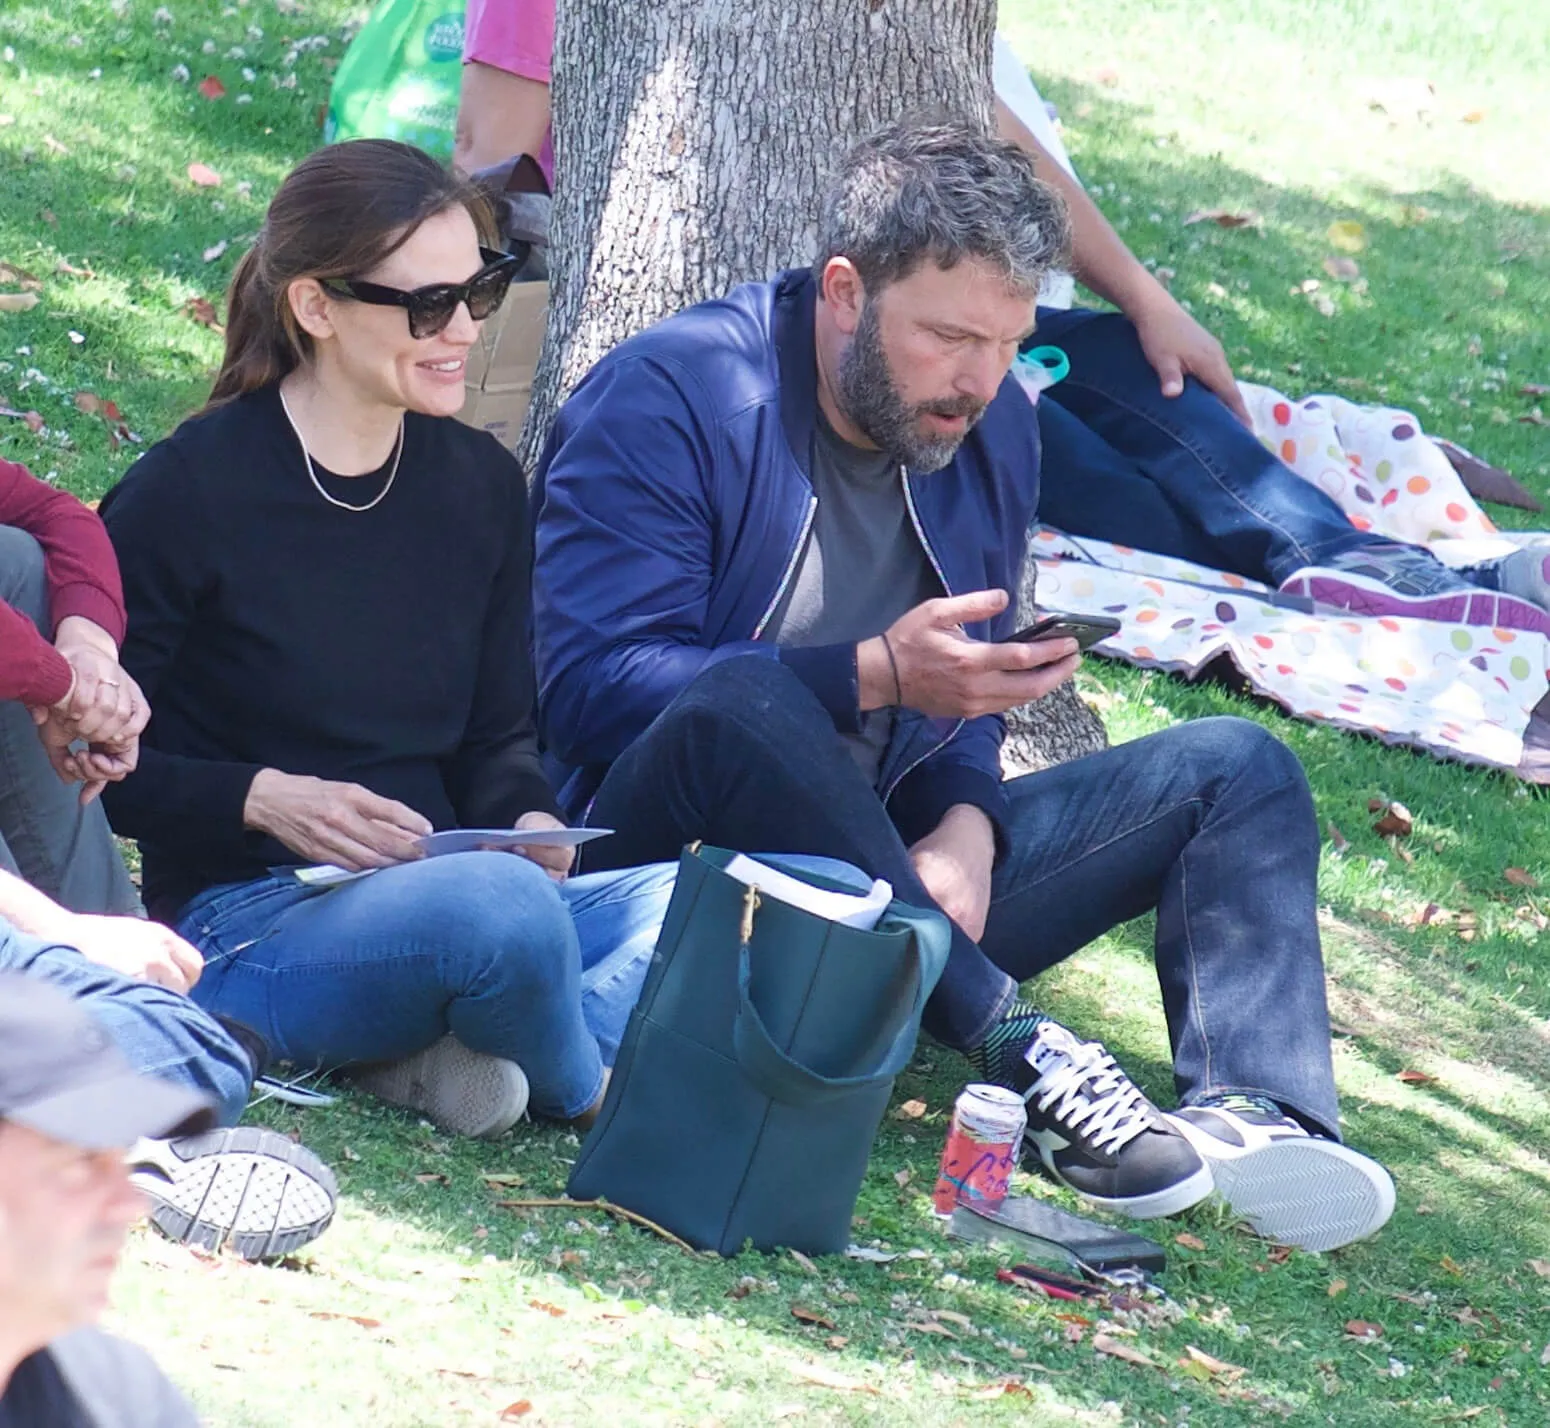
(567, 845), (952, 1256)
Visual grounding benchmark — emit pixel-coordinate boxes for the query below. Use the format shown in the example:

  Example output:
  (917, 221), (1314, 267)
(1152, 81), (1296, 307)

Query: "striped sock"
(966, 1000), (1048, 1090)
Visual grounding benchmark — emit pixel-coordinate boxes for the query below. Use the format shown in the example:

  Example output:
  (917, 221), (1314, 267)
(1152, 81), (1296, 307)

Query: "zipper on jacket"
(752, 495), (818, 638)
(884, 466), (965, 803)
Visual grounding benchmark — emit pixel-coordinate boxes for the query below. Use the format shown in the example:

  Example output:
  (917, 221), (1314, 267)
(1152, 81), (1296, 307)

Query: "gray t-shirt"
(765, 411), (942, 782)
(0, 1328), (198, 1428)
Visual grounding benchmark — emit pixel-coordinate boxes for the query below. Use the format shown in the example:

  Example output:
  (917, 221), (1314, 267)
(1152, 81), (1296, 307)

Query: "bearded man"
(530, 120), (1393, 1253)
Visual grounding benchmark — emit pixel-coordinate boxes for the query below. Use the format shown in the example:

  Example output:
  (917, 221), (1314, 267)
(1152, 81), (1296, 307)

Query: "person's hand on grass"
(1129, 288), (1252, 426)
(243, 770), (431, 870)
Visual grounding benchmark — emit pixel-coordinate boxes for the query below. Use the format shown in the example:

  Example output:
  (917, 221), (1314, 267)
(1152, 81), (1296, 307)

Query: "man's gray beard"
(834, 300), (986, 474)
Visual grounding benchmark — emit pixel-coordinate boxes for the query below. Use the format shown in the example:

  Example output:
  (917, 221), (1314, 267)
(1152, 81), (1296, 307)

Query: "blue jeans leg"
(175, 852), (672, 1120)
(1032, 308), (1373, 584)
(0, 920), (253, 1124)
(980, 716), (1340, 1138)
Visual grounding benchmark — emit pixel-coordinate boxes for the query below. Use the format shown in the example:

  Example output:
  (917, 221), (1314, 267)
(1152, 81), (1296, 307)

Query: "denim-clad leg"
(1032, 308), (1373, 584)
(582, 657), (1018, 1051)
(0, 526), (140, 917)
(980, 715), (1339, 1137)
(173, 852), (677, 1120)
(0, 918), (254, 1124)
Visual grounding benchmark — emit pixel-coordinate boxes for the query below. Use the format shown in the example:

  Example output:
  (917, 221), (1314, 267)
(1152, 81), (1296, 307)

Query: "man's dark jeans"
(583, 658), (1342, 1137)
(1033, 307), (1373, 586)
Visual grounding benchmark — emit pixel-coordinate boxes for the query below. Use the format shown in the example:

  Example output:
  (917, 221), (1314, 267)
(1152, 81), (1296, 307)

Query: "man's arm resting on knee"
(0, 869), (202, 993)
(994, 100), (1249, 422)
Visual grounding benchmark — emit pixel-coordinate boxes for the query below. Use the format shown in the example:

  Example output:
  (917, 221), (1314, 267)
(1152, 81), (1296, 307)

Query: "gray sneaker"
(131, 1126), (338, 1262)
(351, 1035), (529, 1139)
(1280, 542), (1550, 637)
(1462, 547), (1550, 614)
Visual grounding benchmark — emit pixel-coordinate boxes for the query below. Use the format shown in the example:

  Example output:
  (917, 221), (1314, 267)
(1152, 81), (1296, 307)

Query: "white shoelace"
(1026, 1036), (1156, 1155)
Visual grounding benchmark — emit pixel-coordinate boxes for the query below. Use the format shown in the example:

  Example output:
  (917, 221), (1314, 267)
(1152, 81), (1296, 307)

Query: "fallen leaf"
(1345, 1320), (1385, 1340)
(0, 407), (44, 432)
(1527, 1259), (1550, 1277)
(792, 1304), (836, 1329)
(40, 210), (57, 227)
(1397, 1069), (1436, 1085)
(43, 133), (70, 155)
(54, 259), (93, 278)
(1266, 1244), (1294, 1265)
(893, 1168), (912, 1189)
(308, 1312), (383, 1330)
(203, 239), (229, 263)
(414, 1171), (449, 1185)
(1093, 1333), (1156, 1369)
(0, 292), (40, 313)
(1326, 821), (1350, 853)
(559, 1250), (585, 1270)
(894, 1099), (927, 1120)
(500, 1403), (532, 1421)
(1440, 1254), (1464, 1275)
(1521, 410), (1549, 427)
(184, 296), (224, 332)
(1328, 1278), (1348, 1297)
(1183, 209), (1261, 229)
(969, 1381), (1034, 1399)
(1372, 800), (1413, 838)
(1504, 867), (1537, 888)
(528, 1300), (565, 1318)
(725, 1282), (752, 1300)
(188, 162), (223, 188)
(788, 1249), (818, 1275)
(1092, 65), (1121, 87)
(74, 392), (102, 416)
(0, 262), (42, 290)
(904, 1319), (956, 1338)
(826, 1335), (848, 1351)
(1327, 220), (1368, 253)
(480, 1172), (526, 1189)
(198, 74), (227, 100)
(1519, 384), (1550, 398)
(1174, 1233), (1207, 1251)
(1181, 1345), (1245, 1381)
(789, 1363), (877, 1394)
(1460, 109), (1487, 123)
(1323, 255), (1361, 281)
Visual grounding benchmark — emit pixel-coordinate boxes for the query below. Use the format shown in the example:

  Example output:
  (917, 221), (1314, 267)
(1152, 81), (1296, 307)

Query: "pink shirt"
(463, 0), (555, 185)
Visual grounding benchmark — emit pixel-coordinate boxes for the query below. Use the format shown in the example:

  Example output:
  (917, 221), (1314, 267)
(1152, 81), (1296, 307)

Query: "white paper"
(722, 853), (891, 931)
(413, 827), (612, 856)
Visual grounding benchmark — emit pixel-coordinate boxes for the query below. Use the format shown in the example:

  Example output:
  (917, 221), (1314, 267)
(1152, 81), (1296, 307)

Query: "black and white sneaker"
(131, 1126), (338, 1262)
(1166, 1093), (1395, 1252)
(1018, 1021), (1214, 1219)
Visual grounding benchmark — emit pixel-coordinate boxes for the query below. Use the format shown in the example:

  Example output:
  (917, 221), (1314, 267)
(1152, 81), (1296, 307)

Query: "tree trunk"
(529, 0), (1106, 770)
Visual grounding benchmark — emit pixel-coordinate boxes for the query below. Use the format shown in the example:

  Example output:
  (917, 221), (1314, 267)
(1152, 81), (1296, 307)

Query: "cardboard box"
(458, 279), (549, 453)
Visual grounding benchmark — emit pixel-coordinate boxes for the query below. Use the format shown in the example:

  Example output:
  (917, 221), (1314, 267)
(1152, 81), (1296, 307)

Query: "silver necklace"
(279, 387), (403, 513)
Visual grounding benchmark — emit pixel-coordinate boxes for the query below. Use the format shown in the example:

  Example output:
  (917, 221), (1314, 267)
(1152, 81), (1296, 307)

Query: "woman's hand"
(52, 616), (150, 748)
(243, 770), (432, 870)
(507, 809), (576, 883)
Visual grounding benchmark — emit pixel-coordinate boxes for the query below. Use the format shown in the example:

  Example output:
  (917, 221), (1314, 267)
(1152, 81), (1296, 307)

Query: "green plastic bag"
(323, 0), (468, 161)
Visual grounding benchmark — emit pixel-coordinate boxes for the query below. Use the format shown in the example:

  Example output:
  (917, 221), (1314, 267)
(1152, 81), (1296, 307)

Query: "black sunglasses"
(323, 247), (523, 339)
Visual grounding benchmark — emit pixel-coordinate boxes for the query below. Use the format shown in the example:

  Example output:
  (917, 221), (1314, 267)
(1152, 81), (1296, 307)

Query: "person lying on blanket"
(98, 139), (677, 1142)
(992, 48), (1550, 634)
(532, 118), (1395, 1252)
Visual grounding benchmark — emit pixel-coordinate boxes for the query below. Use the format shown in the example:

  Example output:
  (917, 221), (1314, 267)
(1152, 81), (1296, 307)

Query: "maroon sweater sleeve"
(0, 459), (127, 706)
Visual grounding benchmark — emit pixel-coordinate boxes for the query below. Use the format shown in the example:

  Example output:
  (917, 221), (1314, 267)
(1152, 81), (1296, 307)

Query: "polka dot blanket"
(1033, 381), (1550, 776)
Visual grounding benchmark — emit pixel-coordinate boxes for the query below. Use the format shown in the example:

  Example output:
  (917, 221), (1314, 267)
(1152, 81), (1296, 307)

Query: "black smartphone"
(1003, 610), (1122, 651)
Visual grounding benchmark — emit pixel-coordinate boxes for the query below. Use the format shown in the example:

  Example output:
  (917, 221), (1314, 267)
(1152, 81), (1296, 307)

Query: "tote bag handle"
(729, 886), (936, 1107)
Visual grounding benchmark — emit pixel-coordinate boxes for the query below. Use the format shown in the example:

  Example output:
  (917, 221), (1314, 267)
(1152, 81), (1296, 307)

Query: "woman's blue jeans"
(173, 853), (678, 1120)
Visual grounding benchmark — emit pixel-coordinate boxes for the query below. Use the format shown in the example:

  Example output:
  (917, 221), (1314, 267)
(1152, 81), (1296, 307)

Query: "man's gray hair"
(815, 116), (1070, 296)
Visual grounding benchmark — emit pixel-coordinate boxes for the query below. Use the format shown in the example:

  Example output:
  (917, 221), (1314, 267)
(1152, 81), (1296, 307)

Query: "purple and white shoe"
(1279, 544), (1550, 637)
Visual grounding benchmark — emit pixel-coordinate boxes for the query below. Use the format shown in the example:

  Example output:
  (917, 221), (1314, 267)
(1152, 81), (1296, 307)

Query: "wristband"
(879, 633), (903, 707)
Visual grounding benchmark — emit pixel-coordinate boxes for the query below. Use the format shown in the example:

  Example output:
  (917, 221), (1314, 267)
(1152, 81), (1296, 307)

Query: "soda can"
(931, 1083), (1027, 1218)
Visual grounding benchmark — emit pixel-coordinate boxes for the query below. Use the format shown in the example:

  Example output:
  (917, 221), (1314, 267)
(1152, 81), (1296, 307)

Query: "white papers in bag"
(722, 854), (892, 931)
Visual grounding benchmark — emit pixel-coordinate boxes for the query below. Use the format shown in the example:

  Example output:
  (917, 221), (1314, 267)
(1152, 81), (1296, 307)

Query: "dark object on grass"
(1435, 438), (1543, 513)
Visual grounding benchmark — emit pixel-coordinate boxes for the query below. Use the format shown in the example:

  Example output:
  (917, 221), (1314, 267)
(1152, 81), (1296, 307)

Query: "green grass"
(4, 2), (1550, 1425)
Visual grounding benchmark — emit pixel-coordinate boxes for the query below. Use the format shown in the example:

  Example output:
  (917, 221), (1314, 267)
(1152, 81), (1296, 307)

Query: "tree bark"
(530, 0), (1106, 770)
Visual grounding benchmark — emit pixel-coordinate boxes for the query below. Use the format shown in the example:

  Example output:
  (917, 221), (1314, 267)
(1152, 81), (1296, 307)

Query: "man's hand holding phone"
(857, 589), (1080, 720)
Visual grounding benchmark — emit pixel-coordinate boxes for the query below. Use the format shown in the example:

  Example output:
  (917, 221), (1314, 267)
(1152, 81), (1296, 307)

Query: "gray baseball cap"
(0, 973), (216, 1149)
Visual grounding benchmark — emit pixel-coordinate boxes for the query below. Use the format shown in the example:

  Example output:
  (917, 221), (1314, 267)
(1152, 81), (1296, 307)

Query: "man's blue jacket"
(531, 267), (1044, 852)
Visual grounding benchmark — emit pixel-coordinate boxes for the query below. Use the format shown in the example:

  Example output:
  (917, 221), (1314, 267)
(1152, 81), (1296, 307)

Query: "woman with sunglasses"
(96, 140), (675, 1140)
